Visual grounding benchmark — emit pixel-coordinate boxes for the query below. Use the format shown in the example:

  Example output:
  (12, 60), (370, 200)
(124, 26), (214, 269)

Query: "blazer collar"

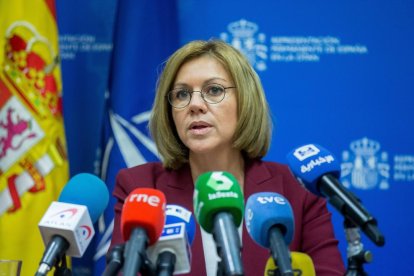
(166, 163), (193, 190)
(245, 159), (272, 185)
(245, 159), (285, 195)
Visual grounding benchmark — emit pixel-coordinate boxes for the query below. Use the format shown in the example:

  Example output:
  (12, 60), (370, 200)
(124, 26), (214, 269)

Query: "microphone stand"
(103, 244), (124, 276)
(141, 253), (157, 276)
(213, 213), (244, 276)
(102, 243), (156, 276)
(344, 218), (372, 276)
(156, 251), (176, 276)
(216, 259), (225, 276)
(53, 254), (72, 276)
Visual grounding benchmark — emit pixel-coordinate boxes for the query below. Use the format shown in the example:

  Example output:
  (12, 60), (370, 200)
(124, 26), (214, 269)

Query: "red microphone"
(121, 188), (166, 276)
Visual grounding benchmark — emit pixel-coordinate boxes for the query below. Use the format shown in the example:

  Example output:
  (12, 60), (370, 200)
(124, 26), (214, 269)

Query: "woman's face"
(171, 55), (238, 156)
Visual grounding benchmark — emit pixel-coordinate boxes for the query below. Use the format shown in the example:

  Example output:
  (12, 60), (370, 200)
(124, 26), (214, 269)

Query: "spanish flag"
(0, 1), (69, 275)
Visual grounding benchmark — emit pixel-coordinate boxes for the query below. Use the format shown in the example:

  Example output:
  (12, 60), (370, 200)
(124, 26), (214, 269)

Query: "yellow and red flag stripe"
(0, 0), (69, 275)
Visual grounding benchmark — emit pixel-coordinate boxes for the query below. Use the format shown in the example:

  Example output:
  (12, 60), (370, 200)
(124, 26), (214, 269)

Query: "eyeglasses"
(167, 83), (236, 109)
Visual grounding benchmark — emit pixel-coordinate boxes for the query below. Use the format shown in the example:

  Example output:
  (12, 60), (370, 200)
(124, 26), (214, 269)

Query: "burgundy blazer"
(110, 159), (345, 275)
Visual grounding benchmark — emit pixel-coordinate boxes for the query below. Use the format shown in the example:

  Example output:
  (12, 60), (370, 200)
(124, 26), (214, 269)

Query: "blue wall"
(58, 1), (414, 274)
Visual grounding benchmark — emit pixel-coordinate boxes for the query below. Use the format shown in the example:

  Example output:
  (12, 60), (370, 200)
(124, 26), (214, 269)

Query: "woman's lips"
(189, 121), (212, 135)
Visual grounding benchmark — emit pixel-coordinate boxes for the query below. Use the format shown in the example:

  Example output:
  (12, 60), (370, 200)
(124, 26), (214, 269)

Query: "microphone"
(165, 204), (196, 245)
(193, 171), (244, 276)
(36, 173), (109, 275)
(245, 192), (295, 276)
(147, 204), (196, 275)
(102, 244), (124, 276)
(264, 252), (316, 276)
(286, 144), (385, 246)
(121, 188), (166, 276)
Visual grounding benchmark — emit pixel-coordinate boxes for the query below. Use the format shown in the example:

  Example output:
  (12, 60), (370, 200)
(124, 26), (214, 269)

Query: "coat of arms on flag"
(0, 1), (69, 274)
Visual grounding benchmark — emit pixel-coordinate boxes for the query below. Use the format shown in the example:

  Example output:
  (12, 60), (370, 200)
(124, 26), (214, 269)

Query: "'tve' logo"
(257, 195), (287, 205)
(128, 193), (160, 207)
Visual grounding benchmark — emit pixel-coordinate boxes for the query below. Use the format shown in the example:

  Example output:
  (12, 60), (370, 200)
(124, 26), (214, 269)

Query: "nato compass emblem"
(220, 19), (268, 71)
(102, 109), (160, 171)
(341, 137), (390, 190)
(94, 109), (160, 262)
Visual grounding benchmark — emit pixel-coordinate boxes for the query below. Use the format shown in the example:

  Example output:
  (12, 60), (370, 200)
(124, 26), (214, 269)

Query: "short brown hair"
(149, 40), (272, 169)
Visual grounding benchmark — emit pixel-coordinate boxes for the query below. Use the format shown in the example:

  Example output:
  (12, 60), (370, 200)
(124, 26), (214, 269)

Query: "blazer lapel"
(244, 159), (285, 196)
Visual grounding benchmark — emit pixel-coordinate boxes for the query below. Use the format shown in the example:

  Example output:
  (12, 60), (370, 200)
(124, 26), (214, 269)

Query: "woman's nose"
(188, 91), (207, 113)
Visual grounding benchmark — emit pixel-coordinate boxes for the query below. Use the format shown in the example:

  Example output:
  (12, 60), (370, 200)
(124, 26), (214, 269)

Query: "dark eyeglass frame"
(167, 83), (236, 109)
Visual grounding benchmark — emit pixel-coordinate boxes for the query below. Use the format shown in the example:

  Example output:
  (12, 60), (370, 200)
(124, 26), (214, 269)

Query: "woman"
(110, 40), (345, 275)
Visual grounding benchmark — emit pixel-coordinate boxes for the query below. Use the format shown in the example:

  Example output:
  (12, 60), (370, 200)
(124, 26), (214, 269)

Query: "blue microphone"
(37, 173), (109, 275)
(286, 143), (384, 246)
(58, 173), (109, 222)
(245, 192), (295, 276)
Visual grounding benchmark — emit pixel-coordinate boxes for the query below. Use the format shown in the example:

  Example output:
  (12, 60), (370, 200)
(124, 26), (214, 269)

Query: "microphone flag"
(193, 171), (245, 275)
(147, 204), (196, 274)
(121, 188), (166, 276)
(286, 143), (385, 246)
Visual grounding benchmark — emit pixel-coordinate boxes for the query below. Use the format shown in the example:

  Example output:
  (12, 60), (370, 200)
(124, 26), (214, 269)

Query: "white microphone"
(38, 201), (94, 257)
(36, 173), (109, 275)
(147, 204), (196, 275)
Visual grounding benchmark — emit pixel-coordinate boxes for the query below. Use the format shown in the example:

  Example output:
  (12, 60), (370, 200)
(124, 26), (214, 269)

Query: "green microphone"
(193, 171), (244, 276)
